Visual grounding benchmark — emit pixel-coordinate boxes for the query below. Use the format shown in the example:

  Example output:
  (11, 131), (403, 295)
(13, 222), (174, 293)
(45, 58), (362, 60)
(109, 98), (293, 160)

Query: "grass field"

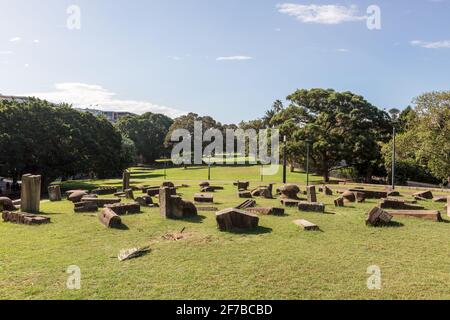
(1, 165), (450, 300)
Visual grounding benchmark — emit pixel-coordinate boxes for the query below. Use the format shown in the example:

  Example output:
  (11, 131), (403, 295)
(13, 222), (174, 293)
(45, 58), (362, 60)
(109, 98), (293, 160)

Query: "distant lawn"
(1, 166), (450, 299)
(61, 165), (324, 191)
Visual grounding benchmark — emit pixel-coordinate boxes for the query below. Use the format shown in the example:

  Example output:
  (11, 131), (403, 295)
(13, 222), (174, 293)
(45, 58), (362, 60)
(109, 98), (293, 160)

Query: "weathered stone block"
(122, 170), (131, 191)
(81, 197), (121, 207)
(280, 184), (301, 200)
(234, 181), (249, 190)
(74, 201), (98, 213)
(92, 186), (118, 195)
(413, 190), (433, 200)
(366, 207), (393, 227)
(235, 199), (256, 210)
(307, 186), (317, 203)
(379, 199), (424, 210)
(48, 185), (62, 202)
(293, 219), (319, 231)
(386, 210), (443, 222)
(238, 191), (252, 199)
(135, 196), (153, 206)
(105, 203), (141, 215)
(281, 199), (301, 207)
(20, 174), (41, 213)
(68, 190), (89, 203)
(349, 189), (387, 199)
(98, 208), (122, 228)
(216, 208), (259, 231)
(246, 207), (285, 216)
(334, 197), (344, 207)
(194, 193), (214, 203)
(324, 186), (333, 196)
(2, 211), (50, 225)
(0, 197), (16, 211)
(342, 191), (356, 203)
(159, 187), (197, 219)
(298, 201), (325, 213)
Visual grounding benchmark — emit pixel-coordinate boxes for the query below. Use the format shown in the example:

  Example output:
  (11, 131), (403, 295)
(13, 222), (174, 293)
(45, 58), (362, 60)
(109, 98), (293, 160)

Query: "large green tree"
(116, 112), (173, 163)
(0, 99), (128, 188)
(382, 91), (450, 184)
(271, 88), (391, 181)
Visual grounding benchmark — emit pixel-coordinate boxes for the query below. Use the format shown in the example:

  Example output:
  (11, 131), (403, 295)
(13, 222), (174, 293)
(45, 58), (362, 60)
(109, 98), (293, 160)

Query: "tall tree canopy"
(0, 99), (129, 187)
(116, 112), (173, 163)
(382, 91), (450, 184)
(271, 88), (391, 181)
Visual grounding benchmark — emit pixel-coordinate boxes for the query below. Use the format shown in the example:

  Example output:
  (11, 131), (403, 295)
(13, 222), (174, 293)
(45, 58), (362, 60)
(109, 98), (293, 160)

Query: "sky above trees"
(1, 0), (449, 123)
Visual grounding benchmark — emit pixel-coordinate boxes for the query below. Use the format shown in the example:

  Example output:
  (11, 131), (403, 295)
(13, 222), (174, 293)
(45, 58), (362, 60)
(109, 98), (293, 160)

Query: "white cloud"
(24, 83), (185, 118)
(9, 37), (21, 42)
(277, 3), (366, 24)
(24, 64), (29, 68)
(410, 40), (450, 49)
(336, 48), (350, 53)
(0, 51), (13, 55)
(216, 56), (253, 61)
(33, 39), (40, 44)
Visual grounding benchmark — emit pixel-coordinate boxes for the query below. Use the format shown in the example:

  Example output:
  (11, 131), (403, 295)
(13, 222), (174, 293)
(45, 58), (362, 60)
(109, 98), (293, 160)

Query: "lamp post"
(392, 126), (396, 190)
(306, 140), (311, 187)
(208, 155), (211, 181)
(283, 136), (287, 184)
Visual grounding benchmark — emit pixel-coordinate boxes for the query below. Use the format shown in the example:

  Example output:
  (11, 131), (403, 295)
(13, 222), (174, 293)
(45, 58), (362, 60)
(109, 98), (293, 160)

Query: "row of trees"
(0, 99), (132, 188)
(1, 89), (447, 187)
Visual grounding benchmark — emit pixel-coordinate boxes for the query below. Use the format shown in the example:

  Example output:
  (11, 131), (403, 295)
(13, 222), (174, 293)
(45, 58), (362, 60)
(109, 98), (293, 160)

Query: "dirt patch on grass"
(161, 228), (214, 244)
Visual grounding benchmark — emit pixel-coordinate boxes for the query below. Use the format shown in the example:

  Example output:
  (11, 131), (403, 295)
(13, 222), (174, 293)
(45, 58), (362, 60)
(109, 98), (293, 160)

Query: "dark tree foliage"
(271, 88), (391, 182)
(116, 112), (173, 163)
(0, 99), (127, 187)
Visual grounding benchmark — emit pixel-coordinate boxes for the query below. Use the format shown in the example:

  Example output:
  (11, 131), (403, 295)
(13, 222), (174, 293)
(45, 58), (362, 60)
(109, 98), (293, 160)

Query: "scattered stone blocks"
(122, 170), (131, 191)
(98, 208), (122, 228)
(246, 207), (285, 216)
(135, 196), (153, 206)
(159, 187), (197, 219)
(216, 208), (259, 232)
(234, 181), (250, 190)
(354, 192), (366, 203)
(280, 184), (301, 200)
(48, 185), (62, 202)
(433, 196), (447, 203)
(307, 186), (317, 203)
(235, 199), (257, 210)
(74, 201), (98, 213)
(124, 188), (135, 200)
(92, 186), (118, 195)
(20, 174), (41, 213)
(379, 199), (424, 210)
(366, 207), (393, 227)
(298, 202), (325, 213)
(334, 197), (345, 207)
(68, 190), (89, 203)
(281, 199), (301, 207)
(194, 193), (214, 203)
(386, 210), (443, 222)
(81, 197), (121, 207)
(146, 188), (160, 197)
(0, 197), (16, 211)
(349, 189), (387, 199)
(238, 191), (252, 198)
(413, 190), (433, 200)
(293, 219), (319, 231)
(105, 203), (141, 215)
(324, 186), (333, 196)
(342, 191), (356, 203)
(2, 211), (50, 225)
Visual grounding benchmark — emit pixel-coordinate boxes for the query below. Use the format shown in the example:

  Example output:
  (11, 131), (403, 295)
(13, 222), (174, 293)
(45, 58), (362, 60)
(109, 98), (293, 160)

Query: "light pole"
(208, 155), (211, 181)
(164, 160), (167, 180)
(306, 139), (311, 187)
(392, 126), (396, 190)
(389, 108), (400, 190)
(283, 136), (287, 184)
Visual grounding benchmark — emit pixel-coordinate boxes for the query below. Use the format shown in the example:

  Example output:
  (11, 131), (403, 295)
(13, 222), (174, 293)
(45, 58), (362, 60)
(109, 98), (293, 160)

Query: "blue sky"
(1, 0), (449, 123)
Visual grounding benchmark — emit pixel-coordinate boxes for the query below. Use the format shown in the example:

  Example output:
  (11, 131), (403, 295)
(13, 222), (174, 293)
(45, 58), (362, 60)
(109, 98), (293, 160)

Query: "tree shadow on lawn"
(183, 215), (207, 224)
(130, 173), (165, 179)
(376, 221), (405, 228)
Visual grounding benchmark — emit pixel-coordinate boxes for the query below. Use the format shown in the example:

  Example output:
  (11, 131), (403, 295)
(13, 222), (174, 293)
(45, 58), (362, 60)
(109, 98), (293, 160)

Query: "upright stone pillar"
(21, 174), (41, 213)
(307, 185), (317, 203)
(447, 196), (450, 217)
(122, 170), (131, 191)
(48, 185), (62, 202)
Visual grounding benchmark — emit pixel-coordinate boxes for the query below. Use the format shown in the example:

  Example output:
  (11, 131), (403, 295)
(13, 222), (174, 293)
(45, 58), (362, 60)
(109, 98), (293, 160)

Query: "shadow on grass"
(131, 173), (165, 180)
(374, 221), (405, 228)
(116, 223), (130, 231)
(228, 226), (273, 235)
(183, 215), (207, 224)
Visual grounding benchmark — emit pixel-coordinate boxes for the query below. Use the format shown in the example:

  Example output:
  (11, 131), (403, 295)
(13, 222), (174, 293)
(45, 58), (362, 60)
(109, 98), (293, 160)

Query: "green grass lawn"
(1, 166), (450, 300)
